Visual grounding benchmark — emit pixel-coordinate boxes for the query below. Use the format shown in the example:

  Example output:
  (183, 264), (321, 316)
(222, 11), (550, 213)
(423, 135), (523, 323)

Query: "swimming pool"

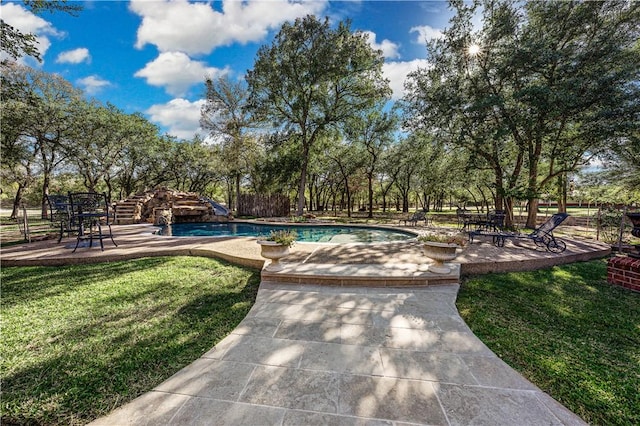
(156, 222), (417, 243)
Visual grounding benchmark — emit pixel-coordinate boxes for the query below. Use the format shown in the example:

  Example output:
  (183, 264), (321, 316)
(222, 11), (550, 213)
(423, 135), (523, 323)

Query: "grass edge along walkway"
(1, 256), (261, 425)
(457, 259), (640, 426)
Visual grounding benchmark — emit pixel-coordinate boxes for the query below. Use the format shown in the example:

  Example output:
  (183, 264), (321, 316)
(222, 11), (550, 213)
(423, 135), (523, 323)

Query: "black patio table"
(460, 210), (505, 233)
(68, 192), (118, 252)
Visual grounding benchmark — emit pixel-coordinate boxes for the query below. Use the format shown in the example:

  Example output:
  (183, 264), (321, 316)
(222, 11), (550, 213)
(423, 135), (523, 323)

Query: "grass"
(1, 256), (261, 425)
(457, 259), (640, 426)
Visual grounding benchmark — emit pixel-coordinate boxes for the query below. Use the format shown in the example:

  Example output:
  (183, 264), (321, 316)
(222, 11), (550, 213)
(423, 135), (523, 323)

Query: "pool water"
(156, 222), (416, 243)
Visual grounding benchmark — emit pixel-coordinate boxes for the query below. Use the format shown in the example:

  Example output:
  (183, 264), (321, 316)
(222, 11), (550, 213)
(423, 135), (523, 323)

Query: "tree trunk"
(527, 198), (540, 228)
(235, 173), (241, 214)
(401, 191), (409, 213)
(346, 181), (352, 218)
(105, 175), (113, 204)
(296, 145), (310, 216)
(367, 173), (374, 218)
(466, 188), (481, 213)
(308, 177), (314, 212)
(477, 185), (489, 212)
(504, 197), (515, 228)
(41, 174), (50, 219)
(525, 141), (542, 228)
(557, 173), (567, 213)
(11, 184), (26, 220)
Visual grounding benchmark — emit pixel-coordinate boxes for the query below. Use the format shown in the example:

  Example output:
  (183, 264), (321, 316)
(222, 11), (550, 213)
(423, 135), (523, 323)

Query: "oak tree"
(246, 15), (390, 215)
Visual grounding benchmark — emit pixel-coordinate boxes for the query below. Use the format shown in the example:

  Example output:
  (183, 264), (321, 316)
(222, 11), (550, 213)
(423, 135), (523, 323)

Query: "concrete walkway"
(90, 283), (586, 425)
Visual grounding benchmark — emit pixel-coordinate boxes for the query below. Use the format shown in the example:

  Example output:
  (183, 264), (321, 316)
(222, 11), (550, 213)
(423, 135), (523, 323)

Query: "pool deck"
(1, 223), (610, 278)
(2, 223), (610, 425)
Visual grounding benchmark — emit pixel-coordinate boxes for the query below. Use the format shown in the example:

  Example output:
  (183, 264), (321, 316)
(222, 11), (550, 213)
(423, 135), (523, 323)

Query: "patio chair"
(68, 192), (118, 252)
(469, 213), (569, 253)
(481, 210), (505, 233)
(457, 208), (489, 231)
(456, 208), (469, 229)
(400, 211), (428, 226)
(46, 194), (72, 243)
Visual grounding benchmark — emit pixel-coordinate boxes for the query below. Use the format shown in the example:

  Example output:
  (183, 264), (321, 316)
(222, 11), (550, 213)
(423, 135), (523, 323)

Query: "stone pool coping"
(1, 223), (611, 280)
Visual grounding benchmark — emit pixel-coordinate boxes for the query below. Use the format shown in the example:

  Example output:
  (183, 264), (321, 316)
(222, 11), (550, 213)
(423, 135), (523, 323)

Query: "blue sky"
(2, 0), (456, 139)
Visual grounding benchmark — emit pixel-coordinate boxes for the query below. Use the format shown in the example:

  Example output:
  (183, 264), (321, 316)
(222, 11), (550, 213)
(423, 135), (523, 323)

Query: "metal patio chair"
(46, 194), (72, 243)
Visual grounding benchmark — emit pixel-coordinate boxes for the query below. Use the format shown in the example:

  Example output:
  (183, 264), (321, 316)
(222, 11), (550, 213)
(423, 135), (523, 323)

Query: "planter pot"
(422, 241), (459, 274)
(257, 240), (290, 271)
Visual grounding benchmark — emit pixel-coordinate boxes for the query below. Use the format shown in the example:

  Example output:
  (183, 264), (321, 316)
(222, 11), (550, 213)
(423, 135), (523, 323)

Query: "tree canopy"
(0, 0), (82, 62)
(404, 0), (640, 226)
(246, 15), (391, 215)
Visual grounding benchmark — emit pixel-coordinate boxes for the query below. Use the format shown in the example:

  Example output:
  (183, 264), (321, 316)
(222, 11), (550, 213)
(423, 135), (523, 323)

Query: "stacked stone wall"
(116, 188), (229, 224)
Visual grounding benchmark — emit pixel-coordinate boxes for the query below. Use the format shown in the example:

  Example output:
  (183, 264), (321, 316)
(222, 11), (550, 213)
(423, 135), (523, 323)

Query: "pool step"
(261, 262), (460, 287)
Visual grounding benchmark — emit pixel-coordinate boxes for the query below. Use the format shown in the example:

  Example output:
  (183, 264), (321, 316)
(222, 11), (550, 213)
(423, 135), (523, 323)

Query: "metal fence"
(14, 206), (56, 243)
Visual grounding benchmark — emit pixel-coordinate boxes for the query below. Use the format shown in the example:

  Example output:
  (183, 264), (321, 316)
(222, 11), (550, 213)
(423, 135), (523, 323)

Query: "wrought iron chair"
(68, 192), (118, 252)
(46, 194), (72, 243)
(483, 210), (506, 232)
(400, 211), (429, 226)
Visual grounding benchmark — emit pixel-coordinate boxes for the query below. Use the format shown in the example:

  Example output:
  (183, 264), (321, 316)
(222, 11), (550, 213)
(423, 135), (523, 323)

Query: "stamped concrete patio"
(1, 223), (609, 425)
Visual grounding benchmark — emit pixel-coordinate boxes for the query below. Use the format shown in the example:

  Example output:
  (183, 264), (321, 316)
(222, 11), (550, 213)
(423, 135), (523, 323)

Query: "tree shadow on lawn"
(1, 257), (171, 308)
(1, 258), (261, 425)
(457, 260), (640, 425)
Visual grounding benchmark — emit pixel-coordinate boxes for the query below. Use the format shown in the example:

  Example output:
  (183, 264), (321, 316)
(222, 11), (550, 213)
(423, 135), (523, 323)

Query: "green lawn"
(3, 255), (638, 425)
(1, 257), (261, 425)
(457, 259), (640, 426)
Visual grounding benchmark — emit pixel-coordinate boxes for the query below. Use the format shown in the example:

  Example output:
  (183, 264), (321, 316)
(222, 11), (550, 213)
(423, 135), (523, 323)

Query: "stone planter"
(257, 240), (290, 271)
(423, 241), (459, 274)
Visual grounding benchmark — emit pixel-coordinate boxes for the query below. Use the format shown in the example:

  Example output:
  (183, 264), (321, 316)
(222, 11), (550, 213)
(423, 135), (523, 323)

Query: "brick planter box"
(607, 256), (640, 292)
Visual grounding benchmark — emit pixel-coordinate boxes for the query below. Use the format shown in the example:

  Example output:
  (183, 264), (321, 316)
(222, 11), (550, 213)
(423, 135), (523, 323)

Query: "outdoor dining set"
(47, 192), (117, 252)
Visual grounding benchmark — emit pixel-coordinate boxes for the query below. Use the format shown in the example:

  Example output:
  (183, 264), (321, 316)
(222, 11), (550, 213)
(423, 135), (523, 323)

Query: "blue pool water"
(156, 222), (416, 243)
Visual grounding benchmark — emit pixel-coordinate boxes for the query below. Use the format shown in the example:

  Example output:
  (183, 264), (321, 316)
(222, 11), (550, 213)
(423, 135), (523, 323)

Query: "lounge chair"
(469, 213), (569, 253)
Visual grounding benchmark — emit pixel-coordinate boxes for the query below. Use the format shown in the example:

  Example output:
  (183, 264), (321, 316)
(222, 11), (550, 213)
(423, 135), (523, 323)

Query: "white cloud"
(129, 0), (327, 55)
(146, 98), (206, 140)
(410, 25), (443, 45)
(362, 31), (400, 59)
(76, 75), (111, 95)
(0, 2), (63, 61)
(134, 51), (229, 97)
(383, 59), (431, 100)
(56, 48), (91, 64)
